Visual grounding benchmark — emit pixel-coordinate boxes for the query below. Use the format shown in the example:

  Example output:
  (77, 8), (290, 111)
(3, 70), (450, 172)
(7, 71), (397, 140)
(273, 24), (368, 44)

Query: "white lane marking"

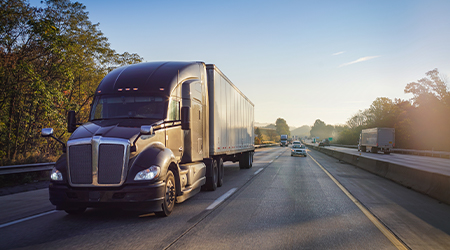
(0, 210), (57, 229)
(206, 188), (237, 210)
(308, 154), (408, 250)
(254, 168), (264, 175)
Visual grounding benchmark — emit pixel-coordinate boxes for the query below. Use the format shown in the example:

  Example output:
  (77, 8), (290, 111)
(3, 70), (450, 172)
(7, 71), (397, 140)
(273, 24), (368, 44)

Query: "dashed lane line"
(0, 210), (57, 229)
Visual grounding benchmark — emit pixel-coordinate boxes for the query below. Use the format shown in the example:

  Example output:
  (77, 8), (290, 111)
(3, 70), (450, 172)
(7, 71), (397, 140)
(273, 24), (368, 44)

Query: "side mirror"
(181, 106), (190, 130)
(41, 128), (66, 153)
(131, 125), (154, 152)
(67, 110), (77, 133)
(41, 128), (54, 137)
(140, 125), (153, 135)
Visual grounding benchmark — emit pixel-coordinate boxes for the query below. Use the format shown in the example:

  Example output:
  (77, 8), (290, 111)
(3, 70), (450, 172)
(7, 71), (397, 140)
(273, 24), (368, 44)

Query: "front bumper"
(49, 181), (166, 212)
(291, 151), (307, 156)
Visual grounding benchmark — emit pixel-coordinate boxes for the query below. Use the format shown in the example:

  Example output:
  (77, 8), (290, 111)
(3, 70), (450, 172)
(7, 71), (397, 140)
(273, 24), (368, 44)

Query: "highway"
(1, 147), (449, 249)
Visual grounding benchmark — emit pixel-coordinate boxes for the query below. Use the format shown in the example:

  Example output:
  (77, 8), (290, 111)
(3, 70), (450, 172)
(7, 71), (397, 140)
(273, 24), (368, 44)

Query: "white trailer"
(358, 128), (395, 154)
(207, 64), (254, 168)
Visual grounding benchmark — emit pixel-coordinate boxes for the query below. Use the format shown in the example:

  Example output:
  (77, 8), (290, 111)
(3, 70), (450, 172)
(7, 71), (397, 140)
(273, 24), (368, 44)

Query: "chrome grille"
(69, 144), (92, 184)
(98, 144), (125, 184)
(67, 137), (130, 187)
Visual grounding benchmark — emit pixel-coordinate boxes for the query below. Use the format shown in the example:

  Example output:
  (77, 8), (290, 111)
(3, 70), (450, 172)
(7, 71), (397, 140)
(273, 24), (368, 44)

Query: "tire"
(217, 157), (224, 187)
(64, 207), (86, 215)
(155, 170), (176, 217)
(203, 159), (218, 191)
(239, 152), (252, 169)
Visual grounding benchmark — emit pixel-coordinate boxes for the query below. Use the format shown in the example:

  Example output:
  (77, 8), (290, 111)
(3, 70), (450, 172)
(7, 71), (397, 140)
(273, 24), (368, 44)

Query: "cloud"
(339, 56), (380, 68)
(332, 51), (345, 56)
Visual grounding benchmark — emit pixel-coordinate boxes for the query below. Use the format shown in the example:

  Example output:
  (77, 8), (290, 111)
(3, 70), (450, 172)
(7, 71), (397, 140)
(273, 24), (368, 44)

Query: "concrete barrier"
(309, 145), (450, 206)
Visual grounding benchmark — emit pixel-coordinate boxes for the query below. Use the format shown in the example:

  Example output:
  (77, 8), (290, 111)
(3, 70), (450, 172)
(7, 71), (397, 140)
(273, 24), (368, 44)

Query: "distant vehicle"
(291, 143), (307, 157)
(358, 128), (395, 154)
(319, 139), (330, 146)
(280, 134), (288, 147)
(292, 140), (301, 146)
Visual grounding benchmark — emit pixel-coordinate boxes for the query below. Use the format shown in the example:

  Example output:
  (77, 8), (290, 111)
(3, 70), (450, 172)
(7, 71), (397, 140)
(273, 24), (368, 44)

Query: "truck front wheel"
(156, 170), (176, 217)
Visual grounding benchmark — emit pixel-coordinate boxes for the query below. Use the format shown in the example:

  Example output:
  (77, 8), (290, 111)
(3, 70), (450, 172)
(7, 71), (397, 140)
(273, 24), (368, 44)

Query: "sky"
(32, 0), (450, 127)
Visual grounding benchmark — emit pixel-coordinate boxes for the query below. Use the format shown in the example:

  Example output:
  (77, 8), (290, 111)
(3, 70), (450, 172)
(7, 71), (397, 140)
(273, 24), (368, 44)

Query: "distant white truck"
(280, 134), (288, 147)
(358, 128), (395, 154)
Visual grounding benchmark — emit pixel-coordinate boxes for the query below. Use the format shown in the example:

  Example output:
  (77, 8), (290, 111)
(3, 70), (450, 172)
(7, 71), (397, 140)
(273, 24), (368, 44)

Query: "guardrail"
(255, 143), (280, 149)
(0, 162), (55, 175)
(327, 144), (450, 159)
(0, 144), (280, 176)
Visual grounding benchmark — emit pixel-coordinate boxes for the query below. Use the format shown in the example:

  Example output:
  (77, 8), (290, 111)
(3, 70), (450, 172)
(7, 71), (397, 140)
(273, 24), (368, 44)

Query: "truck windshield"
(90, 95), (166, 120)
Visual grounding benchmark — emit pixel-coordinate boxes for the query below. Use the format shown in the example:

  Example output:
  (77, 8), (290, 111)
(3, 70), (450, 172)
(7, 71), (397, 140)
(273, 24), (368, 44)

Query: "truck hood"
(69, 119), (161, 142)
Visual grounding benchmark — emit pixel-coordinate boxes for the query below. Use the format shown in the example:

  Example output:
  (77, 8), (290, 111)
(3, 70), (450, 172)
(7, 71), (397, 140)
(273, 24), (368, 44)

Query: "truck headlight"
(50, 167), (63, 181)
(134, 166), (160, 181)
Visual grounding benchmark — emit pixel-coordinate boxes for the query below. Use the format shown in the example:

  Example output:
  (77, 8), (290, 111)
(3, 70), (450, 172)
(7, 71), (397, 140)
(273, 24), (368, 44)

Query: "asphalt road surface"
(1, 146), (449, 249)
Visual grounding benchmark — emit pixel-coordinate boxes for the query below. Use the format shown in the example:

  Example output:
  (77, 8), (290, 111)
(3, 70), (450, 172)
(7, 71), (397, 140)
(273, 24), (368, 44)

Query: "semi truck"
(280, 134), (288, 147)
(358, 128), (395, 154)
(41, 61), (254, 216)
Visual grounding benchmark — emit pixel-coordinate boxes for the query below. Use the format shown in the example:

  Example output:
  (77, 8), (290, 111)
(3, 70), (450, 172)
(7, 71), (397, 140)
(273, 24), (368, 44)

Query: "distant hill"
(264, 124), (276, 129)
(254, 122), (271, 127)
(291, 125), (311, 137)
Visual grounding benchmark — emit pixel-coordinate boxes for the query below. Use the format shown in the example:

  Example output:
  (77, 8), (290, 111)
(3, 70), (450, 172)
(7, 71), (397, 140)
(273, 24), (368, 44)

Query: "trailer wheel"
(217, 157), (224, 187)
(156, 170), (176, 217)
(64, 207), (86, 215)
(203, 159), (218, 191)
(239, 152), (253, 169)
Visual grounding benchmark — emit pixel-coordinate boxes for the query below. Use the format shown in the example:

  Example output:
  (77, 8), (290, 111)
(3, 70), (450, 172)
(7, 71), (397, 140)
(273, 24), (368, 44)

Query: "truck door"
(190, 82), (203, 161)
(181, 80), (203, 162)
(166, 98), (183, 161)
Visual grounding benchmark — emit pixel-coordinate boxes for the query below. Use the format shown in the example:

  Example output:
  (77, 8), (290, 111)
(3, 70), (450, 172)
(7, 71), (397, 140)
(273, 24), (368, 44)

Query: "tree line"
(0, 0), (142, 165)
(311, 69), (450, 151)
(258, 69), (450, 152)
(255, 118), (290, 144)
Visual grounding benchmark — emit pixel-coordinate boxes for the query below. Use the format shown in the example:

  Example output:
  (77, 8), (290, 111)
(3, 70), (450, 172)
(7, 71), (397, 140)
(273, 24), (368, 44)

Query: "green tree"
(0, 0), (142, 164)
(403, 69), (450, 150)
(336, 69), (450, 151)
(254, 127), (262, 145)
(310, 119), (334, 139)
(405, 68), (450, 107)
(267, 129), (279, 142)
(275, 118), (290, 137)
(367, 97), (399, 127)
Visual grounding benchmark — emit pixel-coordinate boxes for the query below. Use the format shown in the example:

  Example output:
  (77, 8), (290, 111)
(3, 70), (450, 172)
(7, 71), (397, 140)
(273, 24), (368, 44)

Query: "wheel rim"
(165, 178), (175, 209)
